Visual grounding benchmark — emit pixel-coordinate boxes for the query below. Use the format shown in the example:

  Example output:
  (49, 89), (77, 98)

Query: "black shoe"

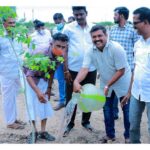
(38, 131), (55, 141)
(82, 124), (94, 132)
(63, 124), (74, 137)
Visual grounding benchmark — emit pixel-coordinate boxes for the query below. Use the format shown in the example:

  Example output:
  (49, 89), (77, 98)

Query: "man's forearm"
(128, 68), (134, 93)
(63, 49), (69, 72)
(74, 68), (89, 83)
(106, 68), (125, 87)
(27, 76), (40, 94)
(47, 72), (54, 90)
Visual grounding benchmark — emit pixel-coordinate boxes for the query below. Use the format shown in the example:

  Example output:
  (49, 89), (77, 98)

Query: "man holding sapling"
(24, 32), (68, 143)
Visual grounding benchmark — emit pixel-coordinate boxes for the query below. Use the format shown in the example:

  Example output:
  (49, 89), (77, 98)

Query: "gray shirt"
(83, 40), (131, 98)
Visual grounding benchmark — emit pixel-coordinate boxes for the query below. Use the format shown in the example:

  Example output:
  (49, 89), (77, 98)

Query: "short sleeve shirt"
(83, 40), (131, 98)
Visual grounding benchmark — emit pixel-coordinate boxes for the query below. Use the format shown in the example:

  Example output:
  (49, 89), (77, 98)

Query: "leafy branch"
(23, 52), (64, 79)
(0, 6), (64, 80)
(0, 6), (17, 20)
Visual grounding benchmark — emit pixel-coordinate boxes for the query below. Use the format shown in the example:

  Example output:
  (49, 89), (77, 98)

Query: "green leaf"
(0, 7), (17, 20)
(25, 52), (31, 58)
(45, 73), (50, 79)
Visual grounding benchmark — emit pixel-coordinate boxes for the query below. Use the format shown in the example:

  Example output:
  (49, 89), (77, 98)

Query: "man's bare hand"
(73, 80), (82, 93)
(37, 91), (47, 103)
(64, 71), (72, 84)
(45, 89), (51, 100)
(104, 86), (109, 96)
(120, 92), (131, 108)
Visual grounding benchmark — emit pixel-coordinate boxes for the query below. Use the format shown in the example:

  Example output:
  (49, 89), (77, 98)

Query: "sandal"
(15, 120), (27, 126)
(26, 132), (38, 144)
(39, 131), (55, 141)
(82, 124), (94, 132)
(100, 136), (115, 143)
(7, 123), (24, 129)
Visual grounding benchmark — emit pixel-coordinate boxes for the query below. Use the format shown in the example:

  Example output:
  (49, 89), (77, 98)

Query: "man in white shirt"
(63, 6), (97, 137)
(0, 17), (25, 129)
(129, 7), (150, 143)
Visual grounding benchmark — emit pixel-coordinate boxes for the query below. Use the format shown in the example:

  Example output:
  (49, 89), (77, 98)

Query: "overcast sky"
(1, 0), (150, 23)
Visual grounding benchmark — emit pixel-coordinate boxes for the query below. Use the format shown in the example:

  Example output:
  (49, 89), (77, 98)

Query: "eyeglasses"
(133, 21), (143, 25)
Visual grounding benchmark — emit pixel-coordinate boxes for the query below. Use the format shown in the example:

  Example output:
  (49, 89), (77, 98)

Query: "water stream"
(57, 93), (80, 142)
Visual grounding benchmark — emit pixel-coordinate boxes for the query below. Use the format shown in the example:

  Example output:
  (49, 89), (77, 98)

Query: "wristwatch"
(104, 85), (109, 89)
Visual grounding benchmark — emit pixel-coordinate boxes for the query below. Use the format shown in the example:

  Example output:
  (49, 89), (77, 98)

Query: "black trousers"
(66, 69), (97, 127)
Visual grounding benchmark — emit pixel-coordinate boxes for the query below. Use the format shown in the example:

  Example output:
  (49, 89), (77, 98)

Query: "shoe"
(100, 136), (116, 143)
(26, 132), (38, 144)
(125, 138), (130, 143)
(53, 103), (65, 111)
(38, 131), (55, 141)
(82, 124), (94, 132)
(7, 123), (25, 129)
(63, 124), (74, 137)
(15, 120), (27, 126)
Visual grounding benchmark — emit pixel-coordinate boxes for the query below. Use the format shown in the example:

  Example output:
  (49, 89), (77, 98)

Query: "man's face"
(114, 11), (120, 24)
(133, 14), (144, 35)
(54, 18), (64, 24)
(52, 40), (68, 56)
(73, 9), (87, 25)
(91, 30), (107, 51)
(3, 17), (16, 29)
(37, 26), (45, 35)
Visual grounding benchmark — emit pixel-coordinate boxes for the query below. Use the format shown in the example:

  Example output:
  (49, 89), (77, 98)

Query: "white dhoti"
(0, 76), (20, 125)
(25, 78), (54, 121)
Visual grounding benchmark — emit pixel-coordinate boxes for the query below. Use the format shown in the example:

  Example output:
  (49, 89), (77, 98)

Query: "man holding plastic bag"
(74, 25), (131, 143)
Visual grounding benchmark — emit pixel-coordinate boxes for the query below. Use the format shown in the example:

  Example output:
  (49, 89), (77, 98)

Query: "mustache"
(76, 18), (84, 21)
(93, 40), (101, 44)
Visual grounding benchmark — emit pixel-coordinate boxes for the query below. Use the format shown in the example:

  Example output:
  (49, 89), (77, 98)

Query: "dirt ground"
(0, 79), (149, 144)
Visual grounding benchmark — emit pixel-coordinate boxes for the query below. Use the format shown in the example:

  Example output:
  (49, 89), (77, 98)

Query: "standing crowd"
(0, 6), (150, 144)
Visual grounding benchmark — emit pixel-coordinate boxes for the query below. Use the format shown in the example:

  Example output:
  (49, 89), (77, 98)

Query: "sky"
(1, 0), (150, 23)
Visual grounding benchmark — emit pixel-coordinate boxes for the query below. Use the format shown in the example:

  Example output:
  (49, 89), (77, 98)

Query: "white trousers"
(0, 76), (20, 125)
(25, 78), (54, 121)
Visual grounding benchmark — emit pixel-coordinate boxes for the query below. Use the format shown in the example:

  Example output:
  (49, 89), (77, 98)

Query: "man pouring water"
(73, 25), (131, 143)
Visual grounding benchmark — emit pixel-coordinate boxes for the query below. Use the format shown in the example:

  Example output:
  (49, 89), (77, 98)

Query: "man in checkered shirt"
(110, 7), (139, 71)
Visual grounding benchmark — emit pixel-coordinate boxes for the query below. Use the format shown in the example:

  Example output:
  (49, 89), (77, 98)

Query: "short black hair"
(33, 19), (45, 28)
(133, 7), (150, 23)
(114, 7), (129, 20)
(90, 25), (107, 35)
(53, 13), (64, 21)
(72, 6), (87, 13)
(52, 33), (69, 42)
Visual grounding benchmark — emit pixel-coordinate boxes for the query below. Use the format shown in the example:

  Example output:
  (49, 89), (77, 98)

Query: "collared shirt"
(29, 29), (52, 55)
(0, 35), (23, 79)
(82, 40), (131, 98)
(131, 37), (150, 102)
(109, 22), (139, 70)
(63, 21), (96, 72)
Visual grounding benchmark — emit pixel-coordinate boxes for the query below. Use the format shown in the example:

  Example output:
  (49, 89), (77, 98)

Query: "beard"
(114, 19), (119, 24)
